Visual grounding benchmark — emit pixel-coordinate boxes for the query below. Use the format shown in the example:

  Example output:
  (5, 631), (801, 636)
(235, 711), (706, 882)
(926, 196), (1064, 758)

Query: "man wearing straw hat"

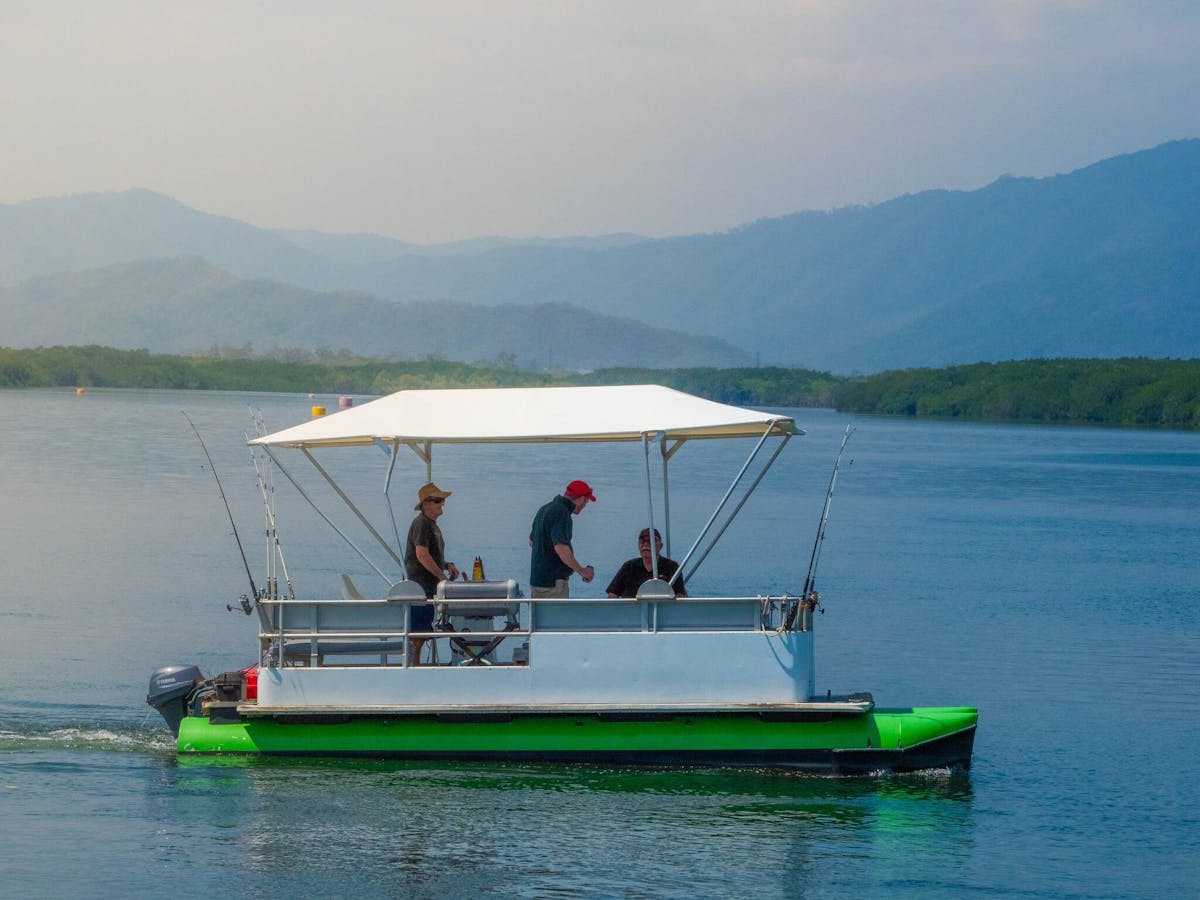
(404, 482), (459, 663)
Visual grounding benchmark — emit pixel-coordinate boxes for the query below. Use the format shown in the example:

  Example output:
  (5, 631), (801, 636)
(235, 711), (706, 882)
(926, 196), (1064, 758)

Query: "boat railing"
(257, 583), (811, 669)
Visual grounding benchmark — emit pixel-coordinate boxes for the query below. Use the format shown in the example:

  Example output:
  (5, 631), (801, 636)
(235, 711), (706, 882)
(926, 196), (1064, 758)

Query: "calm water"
(1, 388), (1197, 898)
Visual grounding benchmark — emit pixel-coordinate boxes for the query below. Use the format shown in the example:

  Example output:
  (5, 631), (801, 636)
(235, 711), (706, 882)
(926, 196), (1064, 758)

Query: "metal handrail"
(256, 591), (811, 668)
(257, 594), (782, 606)
(262, 629), (530, 639)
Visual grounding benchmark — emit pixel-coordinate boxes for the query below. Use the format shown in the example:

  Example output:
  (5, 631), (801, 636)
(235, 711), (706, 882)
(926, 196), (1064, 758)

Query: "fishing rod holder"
(762, 593), (818, 632)
(774, 590), (821, 632)
(226, 593), (253, 616)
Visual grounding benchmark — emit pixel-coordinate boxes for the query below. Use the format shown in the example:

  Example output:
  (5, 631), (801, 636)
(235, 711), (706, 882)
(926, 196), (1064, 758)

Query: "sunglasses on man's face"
(424, 497), (445, 505)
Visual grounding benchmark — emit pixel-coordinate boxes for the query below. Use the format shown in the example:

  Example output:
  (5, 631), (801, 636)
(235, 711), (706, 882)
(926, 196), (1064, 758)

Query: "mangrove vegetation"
(1, 346), (1197, 430)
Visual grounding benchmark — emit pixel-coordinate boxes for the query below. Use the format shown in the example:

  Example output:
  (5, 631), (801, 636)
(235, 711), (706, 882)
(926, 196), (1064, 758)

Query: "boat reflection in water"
(165, 754), (974, 895)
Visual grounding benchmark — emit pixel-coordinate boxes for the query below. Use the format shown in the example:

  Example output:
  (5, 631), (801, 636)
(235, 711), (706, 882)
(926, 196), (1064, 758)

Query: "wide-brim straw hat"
(415, 482), (452, 510)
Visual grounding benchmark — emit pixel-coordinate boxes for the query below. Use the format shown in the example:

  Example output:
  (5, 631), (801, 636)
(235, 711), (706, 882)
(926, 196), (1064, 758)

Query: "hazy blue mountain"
(0, 258), (751, 369)
(315, 140), (1199, 371)
(275, 229), (648, 263)
(0, 190), (646, 280)
(2, 140), (1196, 372)
(0, 188), (334, 285)
(270, 229), (424, 265)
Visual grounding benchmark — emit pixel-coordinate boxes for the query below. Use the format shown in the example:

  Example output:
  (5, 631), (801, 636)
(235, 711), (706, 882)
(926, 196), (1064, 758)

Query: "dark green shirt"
(529, 495), (574, 587)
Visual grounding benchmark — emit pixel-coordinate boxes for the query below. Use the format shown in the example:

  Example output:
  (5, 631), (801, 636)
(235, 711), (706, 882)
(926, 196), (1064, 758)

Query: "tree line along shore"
(1, 345), (1197, 430)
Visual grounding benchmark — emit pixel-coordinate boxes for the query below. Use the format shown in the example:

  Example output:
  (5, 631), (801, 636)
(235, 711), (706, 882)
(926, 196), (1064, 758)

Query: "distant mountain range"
(0, 258), (748, 369)
(1, 139), (1196, 372)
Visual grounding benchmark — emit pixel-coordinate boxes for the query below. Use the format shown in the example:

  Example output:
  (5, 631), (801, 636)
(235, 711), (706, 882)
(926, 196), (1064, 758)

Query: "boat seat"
(340, 574), (367, 601)
(435, 578), (521, 619)
(435, 579), (521, 666)
(387, 580), (427, 601)
(282, 639), (410, 660)
(280, 583), (434, 665)
(636, 578), (678, 601)
(339, 575), (428, 604)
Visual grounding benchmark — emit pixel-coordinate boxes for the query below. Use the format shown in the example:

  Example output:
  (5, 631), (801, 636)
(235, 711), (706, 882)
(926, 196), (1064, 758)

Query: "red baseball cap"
(564, 479), (596, 501)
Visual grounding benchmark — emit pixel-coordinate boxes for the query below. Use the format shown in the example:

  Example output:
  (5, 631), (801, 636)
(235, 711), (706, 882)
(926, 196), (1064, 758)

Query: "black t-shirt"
(605, 556), (686, 598)
(404, 513), (445, 598)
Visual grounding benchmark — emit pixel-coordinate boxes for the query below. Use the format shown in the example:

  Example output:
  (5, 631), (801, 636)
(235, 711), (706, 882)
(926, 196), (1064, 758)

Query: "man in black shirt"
(404, 482), (459, 663)
(605, 527), (687, 598)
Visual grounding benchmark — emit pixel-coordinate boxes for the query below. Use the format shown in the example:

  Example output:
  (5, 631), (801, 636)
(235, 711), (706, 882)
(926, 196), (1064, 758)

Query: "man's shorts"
(531, 579), (569, 598)
(410, 601), (436, 631)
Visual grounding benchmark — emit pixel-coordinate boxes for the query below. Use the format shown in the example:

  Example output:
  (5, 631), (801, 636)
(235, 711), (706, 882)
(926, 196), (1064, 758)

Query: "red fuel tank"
(241, 665), (258, 700)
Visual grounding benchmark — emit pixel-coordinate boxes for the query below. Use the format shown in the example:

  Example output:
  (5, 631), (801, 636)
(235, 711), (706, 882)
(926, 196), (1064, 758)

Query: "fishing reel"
(803, 589), (824, 615)
(226, 593), (253, 616)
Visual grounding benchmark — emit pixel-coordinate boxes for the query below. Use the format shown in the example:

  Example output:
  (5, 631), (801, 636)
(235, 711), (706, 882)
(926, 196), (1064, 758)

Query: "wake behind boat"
(147, 385), (977, 773)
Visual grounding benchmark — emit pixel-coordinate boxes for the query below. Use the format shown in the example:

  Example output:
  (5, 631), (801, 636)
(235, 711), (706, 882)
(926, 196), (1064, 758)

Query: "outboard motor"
(147, 665), (204, 736)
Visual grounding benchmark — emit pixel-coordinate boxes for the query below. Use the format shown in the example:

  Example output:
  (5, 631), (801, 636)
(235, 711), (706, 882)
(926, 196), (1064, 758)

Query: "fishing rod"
(247, 409), (295, 602)
(786, 424), (854, 630)
(182, 411), (259, 611)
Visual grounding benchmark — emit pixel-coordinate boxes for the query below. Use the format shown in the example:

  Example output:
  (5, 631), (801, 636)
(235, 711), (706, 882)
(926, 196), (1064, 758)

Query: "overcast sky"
(3, 1), (1197, 243)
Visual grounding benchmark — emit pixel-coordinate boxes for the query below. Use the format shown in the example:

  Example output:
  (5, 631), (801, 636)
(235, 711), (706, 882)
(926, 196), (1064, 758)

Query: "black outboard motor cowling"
(147, 665), (204, 736)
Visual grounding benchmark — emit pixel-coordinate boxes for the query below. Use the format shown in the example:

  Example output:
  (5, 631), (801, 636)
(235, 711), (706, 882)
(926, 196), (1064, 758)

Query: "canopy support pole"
(301, 449), (406, 571)
(262, 447), (393, 586)
(641, 432), (658, 581)
(678, 432), (791, 586)
(671, 420), (786, 587)
(384, 439), (403, 553)
(380, 439), (434, 553)
(383, 439), (401, 494)
(661, 437), (685, 557)
(416, 440), (432, 482)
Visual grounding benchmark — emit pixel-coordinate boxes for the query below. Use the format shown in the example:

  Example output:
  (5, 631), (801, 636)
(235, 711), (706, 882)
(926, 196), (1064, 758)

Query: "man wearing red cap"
(528, 480), (596, 597)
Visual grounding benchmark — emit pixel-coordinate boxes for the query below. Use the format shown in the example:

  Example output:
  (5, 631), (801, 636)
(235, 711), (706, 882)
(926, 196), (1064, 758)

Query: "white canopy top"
(250, 385), (799, 449)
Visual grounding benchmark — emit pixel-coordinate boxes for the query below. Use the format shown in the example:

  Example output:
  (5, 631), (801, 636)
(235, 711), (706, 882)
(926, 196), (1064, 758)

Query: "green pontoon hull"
(177, 707), (977, 774)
